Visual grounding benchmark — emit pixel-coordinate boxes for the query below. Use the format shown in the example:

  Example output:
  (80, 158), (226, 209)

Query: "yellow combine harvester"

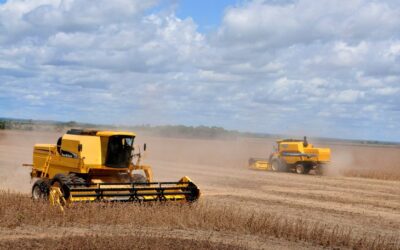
(249, 137), (331, 174)
(26, 129), (200, 207)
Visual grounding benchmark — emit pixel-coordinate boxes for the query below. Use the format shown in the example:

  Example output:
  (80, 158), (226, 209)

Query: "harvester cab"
(249, 136), (331, 174)
(26, 129), (200, 209)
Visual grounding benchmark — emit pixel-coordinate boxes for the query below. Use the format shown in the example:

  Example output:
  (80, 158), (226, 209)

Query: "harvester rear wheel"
(32, 179), (50, 200)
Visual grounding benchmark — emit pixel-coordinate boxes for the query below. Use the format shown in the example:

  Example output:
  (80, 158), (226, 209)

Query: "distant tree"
(66, 121), (77, 127)
(0, 121), (5, 129)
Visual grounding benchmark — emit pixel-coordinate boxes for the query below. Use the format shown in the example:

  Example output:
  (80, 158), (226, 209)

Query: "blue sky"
(0, 0), (400, 141)
(176, 0), (237, 31)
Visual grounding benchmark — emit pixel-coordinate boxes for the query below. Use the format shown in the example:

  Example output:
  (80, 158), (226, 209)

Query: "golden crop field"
(0, 130), (399, 249)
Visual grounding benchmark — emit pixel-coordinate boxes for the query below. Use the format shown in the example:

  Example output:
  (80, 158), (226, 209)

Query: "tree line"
(0, 118), (398, 145)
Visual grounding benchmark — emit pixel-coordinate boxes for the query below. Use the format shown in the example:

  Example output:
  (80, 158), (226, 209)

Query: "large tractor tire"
(295, 164), (310, 174)
(32, 179), (50, 200)
(271, 159), (288, 172)
(271, 160), (280, 172)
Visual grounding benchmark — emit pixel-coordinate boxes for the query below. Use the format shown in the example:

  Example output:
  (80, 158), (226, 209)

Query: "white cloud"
(374, 87), (400, 95)
(217, 0), (400, 48)
(0, 0), (400, 141)
(332, 89), (365, 103)
(198, 70), (242, 82)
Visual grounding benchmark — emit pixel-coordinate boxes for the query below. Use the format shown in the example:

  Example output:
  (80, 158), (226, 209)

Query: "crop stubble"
(0, 130), (399, 249)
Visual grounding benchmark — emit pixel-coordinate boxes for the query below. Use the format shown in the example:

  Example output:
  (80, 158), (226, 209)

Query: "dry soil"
(0, 130), (399, 249)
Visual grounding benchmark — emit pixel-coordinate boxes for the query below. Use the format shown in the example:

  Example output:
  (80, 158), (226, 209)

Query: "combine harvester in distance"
(249, 137), (331, 174)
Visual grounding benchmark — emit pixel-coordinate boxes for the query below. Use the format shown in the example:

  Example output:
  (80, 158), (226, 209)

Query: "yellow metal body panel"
(33, 144), (56, 175)
(96, 131), (135, 137)
(60, 137), (80, 156)
(48, 155), (81, 178)
(32, 132), (134, 179)
(304, 147), (331, 162)
(279, 142), (304, 152)
(62, 134), (103, 165)
(32, 132), (136, 179)
(279, 141), (331, 164)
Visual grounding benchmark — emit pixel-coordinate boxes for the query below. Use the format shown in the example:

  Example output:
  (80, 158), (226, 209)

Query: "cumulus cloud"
(0, 0), (399, 141)
(217, 0), (400, 47)
(206, 0), (400, 139)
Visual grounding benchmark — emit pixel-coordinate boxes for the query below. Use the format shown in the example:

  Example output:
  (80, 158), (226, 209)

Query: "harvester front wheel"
(295, 164), (307, 174)
(32, 179), (50, 200)
(272, 159), (288, 172)
(271, 161), (280, 172)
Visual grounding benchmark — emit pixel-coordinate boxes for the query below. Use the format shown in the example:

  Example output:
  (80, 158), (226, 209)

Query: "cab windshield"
(105, 135), (134, 168)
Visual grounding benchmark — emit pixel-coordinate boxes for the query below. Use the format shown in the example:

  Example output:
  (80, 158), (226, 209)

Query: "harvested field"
(0, 130), (399, 249)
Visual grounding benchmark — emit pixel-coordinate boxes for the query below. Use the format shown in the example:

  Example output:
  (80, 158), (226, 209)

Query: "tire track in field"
(0, 225), (319, 250)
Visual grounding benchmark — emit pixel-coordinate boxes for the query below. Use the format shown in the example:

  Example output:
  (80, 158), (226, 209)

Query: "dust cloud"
(1, 129), (400, 195)
(325, 148), (355, 176)
(0, 130), (60, 193)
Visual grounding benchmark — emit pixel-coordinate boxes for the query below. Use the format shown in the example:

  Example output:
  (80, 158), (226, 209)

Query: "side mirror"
(144, 143), (147, 151)
(78, 144), (83, 152)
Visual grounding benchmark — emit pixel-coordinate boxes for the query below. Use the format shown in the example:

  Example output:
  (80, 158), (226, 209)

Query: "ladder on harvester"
(41, 151), (52, 178)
